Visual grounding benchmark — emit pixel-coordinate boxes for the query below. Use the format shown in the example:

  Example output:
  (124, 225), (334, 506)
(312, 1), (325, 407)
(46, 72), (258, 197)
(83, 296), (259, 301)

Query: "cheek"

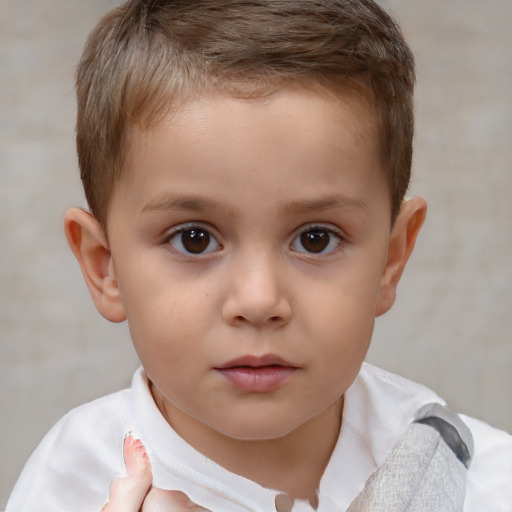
(305, 270), (381, 335)
(300, 265), (381, 369)
(122, 280), (211, 363)
(316, 317), (373, 377)
(308, 316), (373, 408)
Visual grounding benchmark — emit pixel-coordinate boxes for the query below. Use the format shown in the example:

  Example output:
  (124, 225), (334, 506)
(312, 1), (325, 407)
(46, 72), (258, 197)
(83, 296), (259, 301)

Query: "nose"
(222, 251), (292, 329)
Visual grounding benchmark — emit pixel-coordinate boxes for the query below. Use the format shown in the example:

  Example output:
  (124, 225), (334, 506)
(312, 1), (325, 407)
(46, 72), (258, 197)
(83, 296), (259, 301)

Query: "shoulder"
(462, 414), (512, 511)
(38, 386), (133, 461)
(355, 364), (512, 511)
(6, 386), (133, 512)
(352, 363), (445, 428)
(344, 363), (445, 463)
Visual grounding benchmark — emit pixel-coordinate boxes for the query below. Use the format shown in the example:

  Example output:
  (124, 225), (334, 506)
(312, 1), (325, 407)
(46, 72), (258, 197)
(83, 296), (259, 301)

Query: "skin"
(102, 435), (209, 512)
(66, 88), (426, 509)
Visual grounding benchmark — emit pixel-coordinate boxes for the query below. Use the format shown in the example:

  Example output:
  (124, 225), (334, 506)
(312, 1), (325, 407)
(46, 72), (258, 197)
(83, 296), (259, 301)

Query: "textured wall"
(1, 0), (511, 506)
(369, 0), (512, 433)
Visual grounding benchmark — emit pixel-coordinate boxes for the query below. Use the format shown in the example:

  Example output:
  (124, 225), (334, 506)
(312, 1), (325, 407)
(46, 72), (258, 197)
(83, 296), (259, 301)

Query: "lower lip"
(216, 366), (296, 393)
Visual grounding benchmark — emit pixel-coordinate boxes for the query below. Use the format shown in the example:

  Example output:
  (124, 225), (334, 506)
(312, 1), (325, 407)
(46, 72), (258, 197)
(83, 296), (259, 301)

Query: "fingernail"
(124, 434), (150, 475)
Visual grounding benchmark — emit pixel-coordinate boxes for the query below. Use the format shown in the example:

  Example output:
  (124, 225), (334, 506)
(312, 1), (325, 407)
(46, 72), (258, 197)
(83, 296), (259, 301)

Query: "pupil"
(182, 229), (210, 253)
(301, 230), (329, 253)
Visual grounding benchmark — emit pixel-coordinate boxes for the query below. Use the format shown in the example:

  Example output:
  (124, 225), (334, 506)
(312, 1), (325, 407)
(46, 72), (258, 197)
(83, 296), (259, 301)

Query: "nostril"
(231, 314), (285, 326)
(222, 294), (292, 328)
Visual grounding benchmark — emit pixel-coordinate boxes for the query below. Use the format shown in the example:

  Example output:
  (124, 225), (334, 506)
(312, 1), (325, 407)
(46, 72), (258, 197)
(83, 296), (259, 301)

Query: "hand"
(101, 434), (210, 511)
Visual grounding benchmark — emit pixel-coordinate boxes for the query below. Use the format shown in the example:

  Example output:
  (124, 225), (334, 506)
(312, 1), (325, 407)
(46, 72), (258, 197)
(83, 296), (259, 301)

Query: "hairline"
(101, 79), (394, 232)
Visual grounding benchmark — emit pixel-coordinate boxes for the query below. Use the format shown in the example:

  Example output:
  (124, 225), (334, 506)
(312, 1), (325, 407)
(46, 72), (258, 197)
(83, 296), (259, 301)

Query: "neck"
(153, 388), (343, 506)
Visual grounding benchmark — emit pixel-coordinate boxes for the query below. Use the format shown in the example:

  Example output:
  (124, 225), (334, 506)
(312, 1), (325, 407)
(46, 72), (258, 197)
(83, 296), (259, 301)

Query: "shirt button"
(275, 493), (294, 512)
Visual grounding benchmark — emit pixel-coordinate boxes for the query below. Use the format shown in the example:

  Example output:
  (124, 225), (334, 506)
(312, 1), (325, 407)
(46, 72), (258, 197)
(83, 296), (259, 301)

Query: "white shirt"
(7, 363), (512, 512)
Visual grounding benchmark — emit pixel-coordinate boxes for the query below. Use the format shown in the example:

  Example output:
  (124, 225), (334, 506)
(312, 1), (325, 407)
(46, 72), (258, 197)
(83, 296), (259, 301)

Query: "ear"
(64, 207), (126, 323)
(375, 197), (427, 317)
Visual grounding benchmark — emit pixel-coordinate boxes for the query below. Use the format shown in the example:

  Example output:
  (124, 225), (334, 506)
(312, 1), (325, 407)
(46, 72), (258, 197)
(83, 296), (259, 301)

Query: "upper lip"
(215, 354), (297, 369)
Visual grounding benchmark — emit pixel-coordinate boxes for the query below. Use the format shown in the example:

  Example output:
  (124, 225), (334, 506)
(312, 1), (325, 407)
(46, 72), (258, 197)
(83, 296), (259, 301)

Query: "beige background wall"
(1, 0), (511, 506)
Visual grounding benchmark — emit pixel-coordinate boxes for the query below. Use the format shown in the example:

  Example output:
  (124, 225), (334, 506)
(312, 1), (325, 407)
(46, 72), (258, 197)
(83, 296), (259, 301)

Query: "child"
(6, 0), (511, 511)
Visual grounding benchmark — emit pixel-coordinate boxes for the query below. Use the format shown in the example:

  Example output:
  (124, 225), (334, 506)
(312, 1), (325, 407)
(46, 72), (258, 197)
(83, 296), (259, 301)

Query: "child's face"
(97, 89), (407, 441)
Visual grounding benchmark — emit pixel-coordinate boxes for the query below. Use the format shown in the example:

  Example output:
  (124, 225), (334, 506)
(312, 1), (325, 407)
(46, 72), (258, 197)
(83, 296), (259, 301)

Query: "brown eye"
(291, 226), (342, 255)
(170, 227), (220, 255)
(300, 230), (330, 253)
(181, 229), (210, 253)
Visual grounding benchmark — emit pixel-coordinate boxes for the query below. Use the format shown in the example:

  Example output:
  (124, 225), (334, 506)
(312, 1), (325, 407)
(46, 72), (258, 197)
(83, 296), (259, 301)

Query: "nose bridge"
(223, 245), (292, 327)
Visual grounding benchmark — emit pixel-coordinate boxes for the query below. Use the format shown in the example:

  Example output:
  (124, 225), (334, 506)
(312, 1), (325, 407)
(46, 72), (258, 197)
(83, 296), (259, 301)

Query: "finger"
(101, 434), (153, 512)
(123, 434), (152, 480)
(142, 488), (211, 512)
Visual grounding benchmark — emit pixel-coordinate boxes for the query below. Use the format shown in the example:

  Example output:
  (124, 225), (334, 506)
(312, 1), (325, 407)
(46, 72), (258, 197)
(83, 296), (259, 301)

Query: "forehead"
(127, 86), (379, 161)
(115, 88), (386, 217)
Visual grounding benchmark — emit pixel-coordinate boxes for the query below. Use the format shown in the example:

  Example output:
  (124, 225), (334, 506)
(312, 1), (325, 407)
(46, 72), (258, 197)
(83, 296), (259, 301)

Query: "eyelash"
(290, 224), (344, 256)
(163, 223), (345, 257)
(165, 223), (222, 257)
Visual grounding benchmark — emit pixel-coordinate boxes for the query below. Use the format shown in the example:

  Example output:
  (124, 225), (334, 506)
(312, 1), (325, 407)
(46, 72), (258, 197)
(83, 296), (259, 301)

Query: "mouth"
(214, 354), (298, 393)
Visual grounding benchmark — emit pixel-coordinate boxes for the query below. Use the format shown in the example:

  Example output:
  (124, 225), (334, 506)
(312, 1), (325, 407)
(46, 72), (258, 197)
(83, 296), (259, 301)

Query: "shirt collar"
(131, 363), (442, 512)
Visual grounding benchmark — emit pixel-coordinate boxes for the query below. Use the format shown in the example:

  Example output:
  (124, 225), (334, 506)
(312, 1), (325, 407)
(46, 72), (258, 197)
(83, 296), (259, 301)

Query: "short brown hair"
(76, 0), (415, 228)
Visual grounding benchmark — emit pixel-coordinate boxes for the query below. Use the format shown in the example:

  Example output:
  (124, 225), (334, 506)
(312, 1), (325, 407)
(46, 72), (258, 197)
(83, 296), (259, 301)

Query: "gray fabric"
(347, 418), (470, 512)
(414, 402), (474, 466)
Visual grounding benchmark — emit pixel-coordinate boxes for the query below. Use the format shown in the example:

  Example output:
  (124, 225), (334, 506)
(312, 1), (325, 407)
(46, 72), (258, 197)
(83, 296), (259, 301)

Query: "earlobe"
(375, 197), (427, 317)
(64, 207), (126, 323)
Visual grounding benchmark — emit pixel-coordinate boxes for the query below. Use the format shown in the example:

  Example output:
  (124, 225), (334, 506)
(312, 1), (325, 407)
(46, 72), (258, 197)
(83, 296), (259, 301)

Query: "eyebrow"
(284, 195), (368, 214)
(141, 195), (227, 215)
(141, 193), (368, 216)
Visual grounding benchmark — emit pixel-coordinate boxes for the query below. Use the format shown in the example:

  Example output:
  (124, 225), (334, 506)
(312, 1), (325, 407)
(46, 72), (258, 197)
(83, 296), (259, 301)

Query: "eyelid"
(290, 223), (345, 255)
(164, 222), (222, 256)
(293, 222), (346, 239)
(166, 221), (215, 235)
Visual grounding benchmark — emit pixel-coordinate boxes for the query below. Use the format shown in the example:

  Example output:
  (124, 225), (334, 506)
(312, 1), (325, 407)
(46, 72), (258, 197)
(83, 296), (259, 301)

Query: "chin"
(214, 418), (301, 442)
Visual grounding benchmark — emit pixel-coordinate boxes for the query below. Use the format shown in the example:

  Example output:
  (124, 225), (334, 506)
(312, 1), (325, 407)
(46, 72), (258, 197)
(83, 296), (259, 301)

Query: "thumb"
(101, 434), (153, 512)
(143, 489), (211, 511)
